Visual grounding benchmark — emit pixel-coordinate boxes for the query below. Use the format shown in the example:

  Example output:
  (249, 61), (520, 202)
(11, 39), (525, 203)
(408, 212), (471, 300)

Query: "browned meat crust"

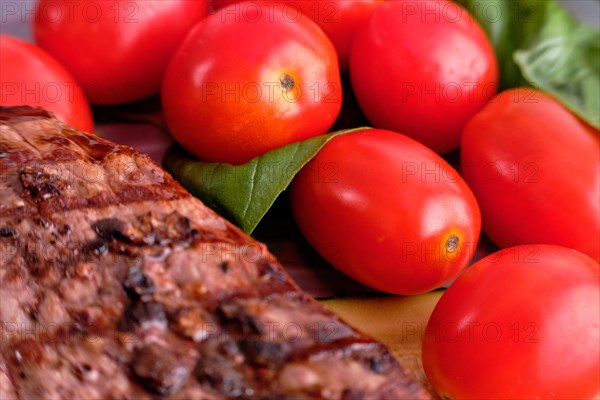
(0, 106), (432, 399)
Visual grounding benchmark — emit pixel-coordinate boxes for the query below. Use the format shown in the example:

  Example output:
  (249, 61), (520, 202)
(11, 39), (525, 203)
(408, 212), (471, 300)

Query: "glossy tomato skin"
(162, 3), (342, 165)
(0, 35), (93, 133)
(423, 245), (600, 399)
(290, 129), (481, 295)
(214, 0), (383, 71)
(34, 0), (209, 104)
(350, 0), (498, 153)
(461, 88), (600, 262)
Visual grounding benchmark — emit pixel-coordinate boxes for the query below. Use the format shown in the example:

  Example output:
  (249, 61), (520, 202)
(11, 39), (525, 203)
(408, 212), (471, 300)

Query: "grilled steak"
(0, 106), (432, 399)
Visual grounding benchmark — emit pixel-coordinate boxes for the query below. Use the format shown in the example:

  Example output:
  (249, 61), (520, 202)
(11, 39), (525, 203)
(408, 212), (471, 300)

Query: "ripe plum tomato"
(422, 245), (600, 399)
(290, 129), (481, 295)
(162, 3), (342, 165)
(34, 0), (210, 104)
(214, 0), (383, 71)
(350, 0), (498, 153)
(0, 35), (93, 133)
(461, 88), (600, 262)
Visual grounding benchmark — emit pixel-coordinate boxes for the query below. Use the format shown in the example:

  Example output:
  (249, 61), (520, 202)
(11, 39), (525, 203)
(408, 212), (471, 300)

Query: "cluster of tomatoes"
(1, 0), (598, 398)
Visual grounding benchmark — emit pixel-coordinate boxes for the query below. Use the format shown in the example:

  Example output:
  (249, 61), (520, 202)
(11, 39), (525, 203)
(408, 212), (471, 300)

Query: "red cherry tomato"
(214, 0), (383, 71)
(350, 0), (498, 153)
(290, 128), (481, 295)
(0, 35), (93, 133)
(34, 0), (210, 104)
(423, 244), (600, 399)
(162, 3), (342, 165)
(461, 88), (600, 262)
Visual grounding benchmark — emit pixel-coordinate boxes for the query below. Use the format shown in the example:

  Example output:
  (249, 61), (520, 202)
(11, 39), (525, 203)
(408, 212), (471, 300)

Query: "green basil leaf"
(456, 0), (545, 89)
(163, 127), (366, 234)
(514, 1), (600, 128)
(457, 0), (599, 128)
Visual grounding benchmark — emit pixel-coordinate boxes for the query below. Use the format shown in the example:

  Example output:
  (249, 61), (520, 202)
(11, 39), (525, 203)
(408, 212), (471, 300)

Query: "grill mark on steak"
(19, 166), (63, 202)
(132, 342), (198, 395)
(0, 106), (433, 399)
(0, 226), (18, 238)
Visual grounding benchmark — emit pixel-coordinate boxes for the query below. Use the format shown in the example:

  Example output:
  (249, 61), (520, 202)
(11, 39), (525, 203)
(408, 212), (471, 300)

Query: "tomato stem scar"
(446, 235), (459, 252)
(279, 74), (295, 91)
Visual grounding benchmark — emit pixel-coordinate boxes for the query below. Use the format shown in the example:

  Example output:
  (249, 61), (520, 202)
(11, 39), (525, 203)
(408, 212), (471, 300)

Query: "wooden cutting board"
(322, 292), (443, 396)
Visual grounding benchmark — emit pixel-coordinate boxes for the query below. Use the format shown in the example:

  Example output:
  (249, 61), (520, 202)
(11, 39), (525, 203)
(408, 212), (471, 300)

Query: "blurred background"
(559, 0), (600, 26)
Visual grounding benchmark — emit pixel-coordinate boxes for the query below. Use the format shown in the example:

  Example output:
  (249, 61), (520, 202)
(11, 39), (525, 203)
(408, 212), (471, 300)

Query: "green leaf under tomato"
(163, 128), (366, 234)
(457, 0), (600, 129)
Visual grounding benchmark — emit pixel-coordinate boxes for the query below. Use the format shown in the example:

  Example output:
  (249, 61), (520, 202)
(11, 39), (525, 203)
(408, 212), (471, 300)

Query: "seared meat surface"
(0, 106), (431, 399)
